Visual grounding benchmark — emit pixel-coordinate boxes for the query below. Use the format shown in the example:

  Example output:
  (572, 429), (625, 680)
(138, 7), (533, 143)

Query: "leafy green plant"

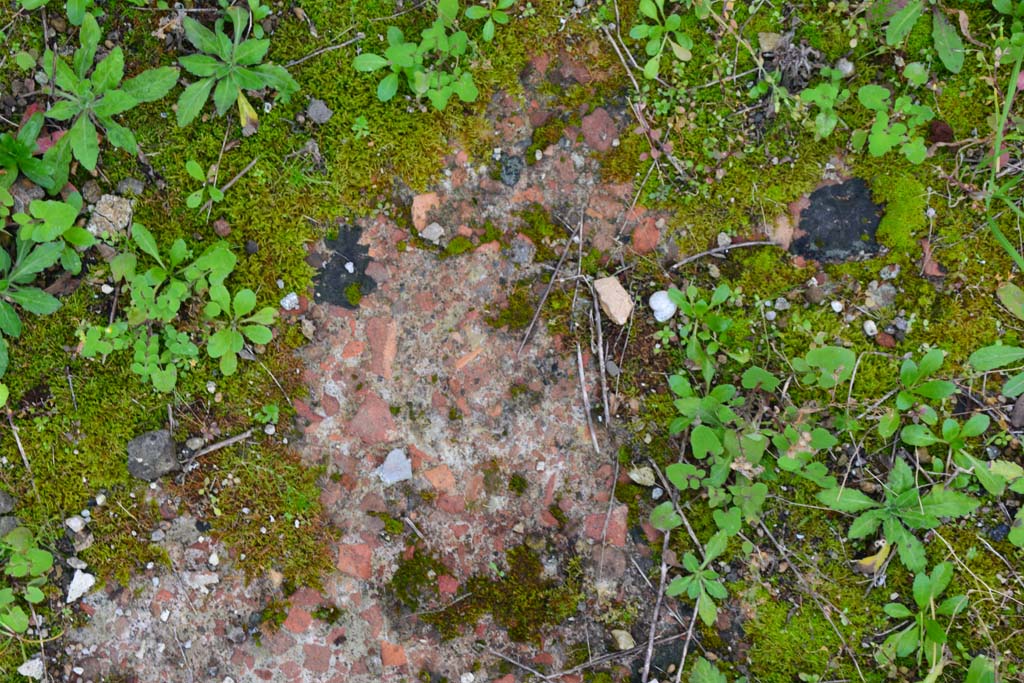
(878, 348), (957, 438)
(80, 223), (238, 392)
(689, 658), (729, 683)
(353, 0), (480, 110)
(42, 13), (179, 171)
(219, 0), (272, 39)
(185, 160), (225, 209)
(11, 193), (95, 274)
(900, 413), (1013, 493)
(968, 342), (1024, 398)
(17, 0), (94, 27)
(465, 0), (514, 42)
(879, 0), (965, 74)
(351, 115), (370, 139)
(879, 562), (967, 677)
(664, 530), (729, 627)
(1, 527), (53, 636)
(816, 459), (978, 572)
(0, 239), (64, 379)
(0, 112), (59, 192)
(656, 284), (735, 385)
(792, 345), (857, 391)
(852, 84), (934, 163)
(255, 403), (279, 425)
(799, 67), (851, 139)
(629, 0), (700, 80)
(176, 6), (299, 130)
(203, 285), (277, 375)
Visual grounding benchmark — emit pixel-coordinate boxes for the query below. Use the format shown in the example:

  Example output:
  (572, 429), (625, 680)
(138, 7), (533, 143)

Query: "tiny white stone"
(67, 557), (87, 570)
(276, 279), (285, 289)
(17, 658), (44, 680)
(536, 461), (546, 471)
(830, 300), (844, 313)
(66, 569), (96, 603)
(160, 609), (170, 622)
(65, 515), (86, 533)
(280, 292), (300, 311)
(209, 551), (219, 567)
(206, 381), (217, 394)
(717, 232), (732, 248)
(649, 290), (677, 322)
(420, 222), (445, 245)
(461, 674), (476, 683)
(100, 284), (114, 295)
(264, 423), (276, 435)
(535, 149), (543, 161)
(344, 261), (355, 274)
(863, 320), (878, 337)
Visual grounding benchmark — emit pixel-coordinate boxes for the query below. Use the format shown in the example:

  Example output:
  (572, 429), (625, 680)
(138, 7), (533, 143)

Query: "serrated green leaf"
(817, 486), (880, 513)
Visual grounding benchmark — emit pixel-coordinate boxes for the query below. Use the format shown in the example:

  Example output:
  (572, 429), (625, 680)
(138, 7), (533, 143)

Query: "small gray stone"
(610, 629), (636, 650)
(17, 658), (44, 680)
(863, 319), (878, 337)
(280, 292), (300, 311)
(420, 222), (445, 245)
(116, 177), (146, 196)
(804, 285), (825, 305)
(126, 430), (179, 481)
(65, 515), (86, 533)
(774, 297), (791, 311)
(500, 155), (524, 187)
(66, 569), (96, 603)
(0, 489), (14, 515)
(82, 179), (104, 204)
(185, 437), (205, 451)
(864, 281), (898, 310)
(879, 264), (901, 280)
(9, 177), (44, 214)
(1011, 395), (1024, 429)
(510, 237), (536, 265)
(87, 194), (133, 237)
(375, 448), (412, 485)
(306, 98), (333, 124)
(0, 516), (20, 538)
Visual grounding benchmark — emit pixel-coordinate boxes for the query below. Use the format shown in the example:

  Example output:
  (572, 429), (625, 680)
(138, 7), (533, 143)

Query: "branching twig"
(6, 412), (37, 498)
(285, 32), (364, 68)
(670, 240), (777, 270)
(576, 343), (602, 456)
(191, 428), (254, 460)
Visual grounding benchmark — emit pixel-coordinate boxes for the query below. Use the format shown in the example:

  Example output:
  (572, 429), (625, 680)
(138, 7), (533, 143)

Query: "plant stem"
(985, 47), (1024, 272)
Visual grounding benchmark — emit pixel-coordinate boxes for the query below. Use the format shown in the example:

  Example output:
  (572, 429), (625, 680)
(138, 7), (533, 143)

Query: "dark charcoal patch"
(500, 155), (525, 187)
(313, 224), (378, 309)
(791, 178), (883, 263)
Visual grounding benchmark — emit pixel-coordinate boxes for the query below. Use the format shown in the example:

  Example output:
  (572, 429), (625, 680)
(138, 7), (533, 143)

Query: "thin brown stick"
(487, 648), (554, 682)
(673, 598), (700, 683)
(65, 366), (78, 411)
(191, 428), (254, 460)
(591, 292), (612, 427)
(670, 240), (777, 270)
(6, 411), (37, 498)
(517, 223), (581, 356)
(285, 32), (363, 68)
(576, 343), (601, 456)
(200, 156), (260, 213)
(641, 530), (672, 683)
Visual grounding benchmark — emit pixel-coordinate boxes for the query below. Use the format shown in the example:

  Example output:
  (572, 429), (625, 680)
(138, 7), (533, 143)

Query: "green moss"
(526, 119), (565, 165)
(486, 279), (535, 330)
(423, 546), (583, 644)
(516, 203), (560, 262)
(442, 235), (475, 258)
(508, 473), (529, 496)
(389, 548), (447, 610)
(872, 174), (926, 252)
(311, 603), (346, 624)
(547, 502), (568, 528)
(345, 282), (364, 307)
(369, 511), (406, 536)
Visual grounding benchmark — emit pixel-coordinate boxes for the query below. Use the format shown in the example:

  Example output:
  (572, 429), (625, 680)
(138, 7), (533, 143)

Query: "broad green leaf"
(220, 350), (238, 375)
(888, 458), (916, 494)
(180, 54), (221, 77)
(919, 487), (978, 518)
(235, 39), (270, 66)
(377, 73), (399, 102)
(690, 425), (722, 460)
(817, 486), (879, 513)
(9, 241), (62, 281)
(207, 329), (234, 358)
(929, 561), (954, 599)
(696, 590), (717, 626)
(848, 510), (884, 538)
(8, 287), (61, 315)
(886, 0), (925, 46)
(879, 408), (900, 439)
(968, 344), (1024, 371)
(245, 307), (277, 325)
(91, 47), (125, 92)
(704, 531), (728, 562)
(689, 657), (728, 683)
(241, 324), (272, 345)
(212, 77), (239, 115)
(122, 66), (180, 103)
(183, 17), (221, 55)
(650, 501), (682, 531)
(903, 61), (928, 86)
(858, 84), (891, 111)
(0, 605), (29, 633)
(233, 289), (257, 316)
(741, 365), (779, 392)
(901, 424), (939, 447)
(176, 78), (216, 127)
(104, 120), (138, 154)
(1003, 371), (1024, 397)
(465, 5), (489, 20)
(932, 9), (964, 74)
(67, 115), (99, 171)
(131, 223), (164, 267)
(997, 282), (1024, 321)
(0, 302), (22, 338)
(883, 602), (913, 619)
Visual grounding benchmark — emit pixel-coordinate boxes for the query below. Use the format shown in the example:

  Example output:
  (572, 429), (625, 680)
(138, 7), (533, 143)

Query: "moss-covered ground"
(2, 0), (1024, 680)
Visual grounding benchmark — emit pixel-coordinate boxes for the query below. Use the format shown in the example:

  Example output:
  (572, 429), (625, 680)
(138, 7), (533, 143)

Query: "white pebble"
(65, 516), (86, 533)
(648, 290), (678, 322)
(863, 320), (878, 337)
(830, 301), (844, 313)
(280, 292), (300, 311)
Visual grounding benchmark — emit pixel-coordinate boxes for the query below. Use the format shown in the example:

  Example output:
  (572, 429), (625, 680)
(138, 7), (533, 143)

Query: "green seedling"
(176, 7), (299, 131)
(880, 0), (965, 74)
(878, 348), (957, 438)
(657, 284), (734, 386)
(817, 459), (978, 572)
(664, 530), (729, 627)
(11, 193), (95, 274)
(879, 562), (967, 677)
(42, 13), (179, 171)
(852, 84), (934, 164)
(792, 345), (857, 391)
(465, 0), (514, 42)
(1, 527), (53, 636)
(800, 67), (851, 139)
(629, 0), (697, 80)
(185, 160), (225, 209)
(204, 285), (277, 375)
(0, 239), (64, 379)
(0, 113), (59, 192)
(219, 0), (272, 38)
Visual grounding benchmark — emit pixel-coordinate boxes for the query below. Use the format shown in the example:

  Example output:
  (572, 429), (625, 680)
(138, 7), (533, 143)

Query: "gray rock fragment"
(126, 430), (179, 481)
